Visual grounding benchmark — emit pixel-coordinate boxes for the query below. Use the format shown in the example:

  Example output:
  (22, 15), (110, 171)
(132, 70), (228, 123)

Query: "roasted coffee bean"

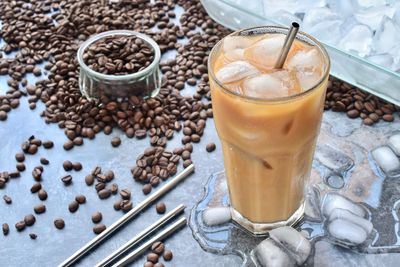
(2, 223), (9, 236)
(105, 170), (115, 182)
(24, 214), (36, 226)
(29, 233), (37, 240)
(114, 200), (122, 211)
(181, 150), (191, 160)
(15, 153), (25, 162)
(142, 184), (152, 195)
(73, 137), (84, 146)
(98, 189), (111, 199)
(85, 174), (95, 186)
(151, 241), (165, 255)
(93, 224), (106, 234)
(97, 174), (107, 183)
(38, 189), (48, 201)
(110, 183), (118, 194)
(3, 195), (12, 204)
(144, 262), (154, 267)
(121, 200), (133, 212)
(147, 253), (159, 263)
(150, 176), (160, 187)
(42, 141), (54, 149)
(63, 160), (73, 171)
(15, 221), (26, 232)
(156, 202), (166, 214)
(75, 194), (86, 204)
(68, 201), (79, 213)
(63, 140), (74, 150)
(40, 158), (49, 165)
(92, 212), (102, 223)
(27, 144), (38, 155)
(16, 162), (26, 172)
(54, 218), (65, 230)
(185, 143), (193, 153)
(111, 137), (121, 147)
(34, 204), (46, 214)
(163, 250), (173, 261)
(95, 182), (106, 192)
(183, 159), (193, 168)
(363, 117), (374, 125)
(383, 114), (394, 122)
(154, 263), (164, 267)
(0, 111), (7, 121)
(30, 183), (41, 193)
(9, 171), (20, 178)
(92, 166), (102, 176)
(346, 109), (360, 119)
(73, 162), (83, 171)
(61, 175), (73, 185)
(120, 189), (131, 200)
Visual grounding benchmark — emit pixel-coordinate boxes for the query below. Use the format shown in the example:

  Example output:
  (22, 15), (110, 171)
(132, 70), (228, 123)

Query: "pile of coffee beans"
(143, 241), (173, 267)
(83, 35), (155, 75)
(325, 77), (399, 125)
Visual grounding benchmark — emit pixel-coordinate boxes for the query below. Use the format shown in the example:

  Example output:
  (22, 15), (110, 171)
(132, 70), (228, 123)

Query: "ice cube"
(302, 7), (340, 31)
(354, 5), (396, 30)
(269, 226), (311, 265)
(371, 146), (400, 176)
(329, 208), (373, 234)
(251, 239), (295, 267)
(215, 61), (260, 84)
(242, 71), (293, 98)
(287, 48), (323, 72)
(388, 134), (400, 156)
(295, 70), (322, 91)
(315, 145), (354, 171)
(202, 207), (231, 226)
(366, 54), (394, 68)
(356, 0), (388, 8)
(306, 20), (342, 45)
(321, 192), (366, 218)
(338, 24), (373, 57)
(271, 10), (302, 26)
(328, 219), (368, 245)
(244, 35), (286, 69)
(327, 0), (357, 18)
(223, 36), (256, 61)
(373, 16), (400, 54)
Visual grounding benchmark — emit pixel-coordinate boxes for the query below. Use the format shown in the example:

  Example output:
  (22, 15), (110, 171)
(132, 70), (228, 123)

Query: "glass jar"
(77, 30), (162, 99)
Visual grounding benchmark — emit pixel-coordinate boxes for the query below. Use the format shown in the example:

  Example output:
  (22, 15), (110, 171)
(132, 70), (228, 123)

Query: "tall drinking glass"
(208, 26), (330, 234)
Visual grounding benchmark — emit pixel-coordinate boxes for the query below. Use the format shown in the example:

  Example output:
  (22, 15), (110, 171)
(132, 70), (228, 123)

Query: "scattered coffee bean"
(181, 150), (191, 160)
(2, 223), (9, 236)
(121, 200), (133, 212)
(27, 144), (38, 155)
(40, 158), (49, 165)
(15, 221), (26, 231)
(206, 143), (216, 152)
(92, 212), (102, 223)
(68, 201), (79, 213)
(38, 189), (48, 201)
(34, 204), (46, 214)
(63, 140), (74, 150)
(142, 184), (152, 195)
(85, 174), (95, 186)
(93, 224), (106, 234)
(163, 250), (173, 261)
(54, 218), (65, 230)
(0, 111), (7, 121)
(98, 188), (111, 199)
(29, 233), (37, 240)
(144, 262), (154, 267)
(63, 160), (73, 171)
(151, 241), (165, 255)
(15, 153), (25, 162)
(3, 195), (12, 204)
(30, 182), (42, 193)
(156, 202), (166, 214)
(24, 214), (36, 226)
(120, 189), (131, 200)
(32, 167), (42, 181)
(110, 183), (118, 194)
(154, 263), (164, 267)
(147, 253), (159, 263)
(114, 200), (122, 211)
(72, 162), (83, 171)
(16, 163), (26, 172)
(105, 170), (115, 182)
(73, 137), (84, 146)
(75, 194), (86, 204)
(42, 141), (54, 149)
(95, 182), (106, 192)
(183, 159), (192, 168)
(111, 137), (121, 147)
(61, 175), (73, 185)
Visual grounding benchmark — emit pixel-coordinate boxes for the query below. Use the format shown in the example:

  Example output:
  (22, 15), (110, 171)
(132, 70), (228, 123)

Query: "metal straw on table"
(112, 217), (187, 267)
(95, 204), (186, 267)
(58, 164), (195, 267)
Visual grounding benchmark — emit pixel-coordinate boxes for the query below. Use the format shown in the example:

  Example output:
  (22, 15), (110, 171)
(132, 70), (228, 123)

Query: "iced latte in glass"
(209, 26), (330, 234)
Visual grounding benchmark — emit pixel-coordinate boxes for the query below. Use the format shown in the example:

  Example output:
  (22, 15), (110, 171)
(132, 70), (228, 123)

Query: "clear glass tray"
(201, 0), (400, 106)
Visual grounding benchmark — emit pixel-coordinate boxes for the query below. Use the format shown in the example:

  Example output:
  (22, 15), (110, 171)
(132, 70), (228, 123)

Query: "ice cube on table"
(329, 208), (373, 234)
(252, 239), (294, 267)
(269, 226), (311, 265)
(223, 36), (257, 62)
(302, 7), (340, 32)
(215, 61), (259, 84)
(244, 35), (285, 69)
(202, 207), (231, 226)
(315, 145), (354, 171)
(371, 146), (400, 176)
(242, 71), (293, 98)
(373, 16), (400, 54)
(321, 192), (366, 218)
(307, 20), (342, 45)
(354, 5), (396, 30)
(328, 219), (368, 245)
(327, 0), (357, 18)
(366, 54), (394, 68)
(388, 134), (400, 156)
(338, 24), (373, 57)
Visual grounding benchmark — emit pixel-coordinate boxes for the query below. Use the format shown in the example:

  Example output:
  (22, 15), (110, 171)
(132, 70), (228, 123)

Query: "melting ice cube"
(242, 71), (293, 98)
(252, 239), (294, 267)
(328, 219), (368, 245)
(354, 5), (396, 30)
(373, 16), (400, 54)
(338, 24), (373, 57)
(302, 7), (340, 31)
(202, 207), (231, 226)
(327, 0), (357, 18)
(315, 145), (354, 171)
(307, 20), (342, 45)
(215, 61), (259, 84)
(321, 192), (366, 218)
(388, 134), (400, 156)
(244, 35), (286, 69)
(287, 48), (323, 73)
(328, 208), (373, 234)
(371, 146), (400, 176)
(223, 36), (256, 61)
(269, 226), (311, 265)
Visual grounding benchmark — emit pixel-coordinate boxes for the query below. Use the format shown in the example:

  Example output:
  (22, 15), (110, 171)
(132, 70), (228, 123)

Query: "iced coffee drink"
(209, 26), (330, 234)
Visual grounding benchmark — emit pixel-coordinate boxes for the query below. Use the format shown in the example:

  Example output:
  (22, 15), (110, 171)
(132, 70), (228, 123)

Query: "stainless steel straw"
(59, 164), (195, 267)
(274, 22), (300, 69)
(95, 204), (186, 267)
(112, 217), (187, 267)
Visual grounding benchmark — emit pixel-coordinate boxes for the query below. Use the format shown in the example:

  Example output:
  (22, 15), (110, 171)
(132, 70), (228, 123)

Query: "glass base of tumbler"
(230, 202), (306, 235)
